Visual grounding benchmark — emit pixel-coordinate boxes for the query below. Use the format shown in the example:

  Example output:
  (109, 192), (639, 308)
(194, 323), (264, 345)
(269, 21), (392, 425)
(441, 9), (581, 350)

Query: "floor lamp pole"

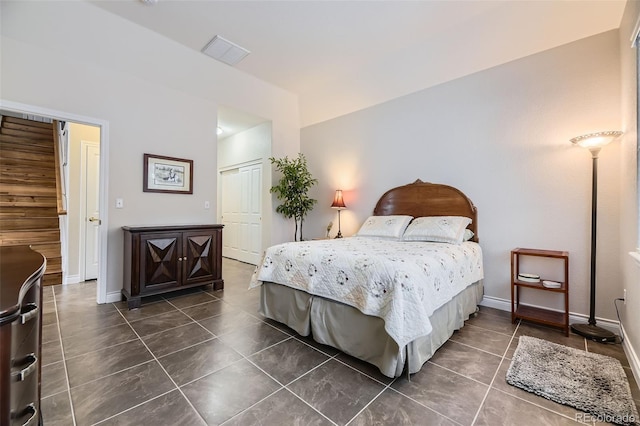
(570, 151), (616, 342)
(588, 155), (597, 325)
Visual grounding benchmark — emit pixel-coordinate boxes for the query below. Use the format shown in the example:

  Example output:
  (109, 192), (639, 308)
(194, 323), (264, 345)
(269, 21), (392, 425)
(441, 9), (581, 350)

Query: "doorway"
(1, 100), (110, 303)
(220, 161), (262, 264)
(217, 106), (272, 266)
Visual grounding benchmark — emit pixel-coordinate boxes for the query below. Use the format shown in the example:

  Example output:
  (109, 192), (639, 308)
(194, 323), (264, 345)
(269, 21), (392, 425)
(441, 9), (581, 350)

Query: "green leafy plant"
(270, 153), (318, 241)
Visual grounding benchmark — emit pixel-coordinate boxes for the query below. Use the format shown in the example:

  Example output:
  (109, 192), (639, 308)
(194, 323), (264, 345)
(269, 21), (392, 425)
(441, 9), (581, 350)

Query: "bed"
(250, 180), (484, 378)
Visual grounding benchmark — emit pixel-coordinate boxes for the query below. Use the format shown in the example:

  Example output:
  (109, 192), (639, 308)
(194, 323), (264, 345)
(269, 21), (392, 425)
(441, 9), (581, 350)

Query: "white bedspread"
(250, 237), (483, 348)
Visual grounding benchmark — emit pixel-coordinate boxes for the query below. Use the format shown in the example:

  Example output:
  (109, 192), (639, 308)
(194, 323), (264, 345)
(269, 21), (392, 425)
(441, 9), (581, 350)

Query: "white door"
(221, 169), (241, 261)
(82, 142), (100, 280)
(221, 162), (262, 264)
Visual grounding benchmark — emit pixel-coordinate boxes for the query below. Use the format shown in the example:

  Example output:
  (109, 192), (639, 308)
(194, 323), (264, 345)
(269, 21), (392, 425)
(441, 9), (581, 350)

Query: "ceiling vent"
(202, 35), (250, 66)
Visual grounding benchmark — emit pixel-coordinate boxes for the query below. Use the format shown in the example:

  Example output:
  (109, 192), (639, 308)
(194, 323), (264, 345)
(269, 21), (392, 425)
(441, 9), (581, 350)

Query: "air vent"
(202, 35), (250, 66)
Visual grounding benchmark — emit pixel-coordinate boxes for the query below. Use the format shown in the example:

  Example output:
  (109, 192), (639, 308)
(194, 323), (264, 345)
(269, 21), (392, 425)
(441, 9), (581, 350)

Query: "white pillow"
(356, 215), (413, 239)
(463, 229), (475, 242)
(402, 216), (472, 244)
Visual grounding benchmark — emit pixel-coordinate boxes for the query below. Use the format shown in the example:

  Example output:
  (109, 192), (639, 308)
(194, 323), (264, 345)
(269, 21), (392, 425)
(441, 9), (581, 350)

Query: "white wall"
(0, 1), (300, 300)
(302, 31), (622, 321)
(217, 122), (273, 254)
(618, 0), (640, 379)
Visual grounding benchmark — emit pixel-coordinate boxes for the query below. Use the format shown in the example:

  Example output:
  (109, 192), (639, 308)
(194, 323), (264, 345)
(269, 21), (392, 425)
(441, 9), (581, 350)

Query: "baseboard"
(479, 295), (511, 312)
(479, 295), (620, 334)
(64, 274), (81, 285)
(621, 322), (640, 389)
(106, 291), (123, 303)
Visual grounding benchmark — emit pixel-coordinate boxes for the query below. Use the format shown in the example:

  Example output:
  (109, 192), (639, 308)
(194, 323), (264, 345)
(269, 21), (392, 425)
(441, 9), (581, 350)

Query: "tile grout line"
(384, 386), (465, 426)
(222, 329), (345, 426)
(458, 321), (519, 338)
(343, 381), (393, 426)
(47, 267), (636, 425)
(64, 358), (156, 391)
(90, 389), (177, 426)
(58, 337), (140, 364)
(218, 356), (338, 426)
(470, 320), (521, 425)
(166, 289), (419, 424)
(443, 338), (508, 359)
(163, 297), (225, 338)
(51, 287), (78, 426)
(109, 306), (209, 426)
(422, 360), (495, 389)
(488, 384), (591, 425)
(263, 356), (342, 426)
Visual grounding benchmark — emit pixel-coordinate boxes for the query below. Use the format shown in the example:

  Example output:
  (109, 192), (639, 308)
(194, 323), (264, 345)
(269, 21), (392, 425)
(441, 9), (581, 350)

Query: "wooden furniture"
(374, 179), (478, 242)
(1, 246), (46, 426)
(122, 224), (223, 309)
(511, 248), (569, 336)
(259, 180), (483, 377)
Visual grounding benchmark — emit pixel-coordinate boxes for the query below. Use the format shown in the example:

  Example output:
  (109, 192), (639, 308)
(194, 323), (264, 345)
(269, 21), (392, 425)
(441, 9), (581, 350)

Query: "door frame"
(79, 140), (100, 282)
(0, 100), (111, 304)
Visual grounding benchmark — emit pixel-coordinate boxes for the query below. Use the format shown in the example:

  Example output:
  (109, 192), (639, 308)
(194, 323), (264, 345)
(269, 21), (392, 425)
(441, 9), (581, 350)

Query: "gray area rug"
(506, 336), (639, 426)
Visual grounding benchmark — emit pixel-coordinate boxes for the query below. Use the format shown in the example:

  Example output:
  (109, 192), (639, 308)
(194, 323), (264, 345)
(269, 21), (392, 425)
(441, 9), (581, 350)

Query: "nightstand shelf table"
(511, 248), (569, 336)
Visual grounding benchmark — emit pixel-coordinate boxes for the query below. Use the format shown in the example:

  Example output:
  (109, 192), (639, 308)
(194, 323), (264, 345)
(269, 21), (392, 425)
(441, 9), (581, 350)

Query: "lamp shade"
(331, 190), (346, 209)
(570, 131), (622, 155)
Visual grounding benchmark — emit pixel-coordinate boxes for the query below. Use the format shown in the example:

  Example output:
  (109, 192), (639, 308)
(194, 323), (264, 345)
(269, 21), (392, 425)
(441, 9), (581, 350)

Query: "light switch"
(116, 198), (124, 209)
(204, 201), (210, 209)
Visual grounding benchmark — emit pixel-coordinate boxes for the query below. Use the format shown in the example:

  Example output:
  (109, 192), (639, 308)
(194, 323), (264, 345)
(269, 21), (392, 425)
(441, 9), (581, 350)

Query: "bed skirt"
(259, 280), (483, 378)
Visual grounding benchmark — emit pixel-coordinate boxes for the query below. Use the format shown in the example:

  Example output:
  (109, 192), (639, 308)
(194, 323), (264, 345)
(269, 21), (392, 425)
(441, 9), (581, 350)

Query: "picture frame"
(143, 153), (193, 194)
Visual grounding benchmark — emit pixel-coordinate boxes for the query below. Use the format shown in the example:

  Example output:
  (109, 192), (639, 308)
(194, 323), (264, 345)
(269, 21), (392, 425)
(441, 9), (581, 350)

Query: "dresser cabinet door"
(140, 232), (181, 293)
(182, 231), (217, 286)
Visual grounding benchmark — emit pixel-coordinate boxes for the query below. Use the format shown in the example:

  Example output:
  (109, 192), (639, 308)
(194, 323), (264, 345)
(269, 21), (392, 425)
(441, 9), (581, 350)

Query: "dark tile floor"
(41, 258), (640, 426)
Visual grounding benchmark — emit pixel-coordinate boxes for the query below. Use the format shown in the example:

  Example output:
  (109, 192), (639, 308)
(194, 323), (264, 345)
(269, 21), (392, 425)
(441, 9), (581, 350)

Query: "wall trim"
(106, 291), (122, 304)
(621, 322), (640, 389)
(64, 274), (81, 285)
(629, 250), (640, 268)
(479, 295), (620, 334)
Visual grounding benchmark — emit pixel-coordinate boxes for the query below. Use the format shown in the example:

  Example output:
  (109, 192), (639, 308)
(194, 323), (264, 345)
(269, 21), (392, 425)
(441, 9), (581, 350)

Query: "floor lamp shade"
(331, 190), (346, 238)
(569, 131), (622, 343)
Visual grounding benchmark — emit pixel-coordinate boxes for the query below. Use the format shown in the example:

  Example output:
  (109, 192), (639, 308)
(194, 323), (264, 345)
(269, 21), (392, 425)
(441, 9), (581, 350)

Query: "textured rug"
(506, 336), (639, 426)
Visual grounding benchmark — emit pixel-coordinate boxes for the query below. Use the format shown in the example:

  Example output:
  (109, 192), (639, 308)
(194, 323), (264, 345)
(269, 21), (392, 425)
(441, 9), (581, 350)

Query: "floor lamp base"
(570, 323), (617, 343)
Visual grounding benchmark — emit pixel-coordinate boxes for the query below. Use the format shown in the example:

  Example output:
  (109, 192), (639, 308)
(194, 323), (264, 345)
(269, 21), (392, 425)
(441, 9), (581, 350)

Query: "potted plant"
(270, 153), (318, 241)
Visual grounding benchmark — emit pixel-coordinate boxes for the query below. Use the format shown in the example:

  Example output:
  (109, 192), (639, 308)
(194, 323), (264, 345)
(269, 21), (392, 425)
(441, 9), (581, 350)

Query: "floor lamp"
(331, 190), (346, 238)
(569, 130), (622, 343)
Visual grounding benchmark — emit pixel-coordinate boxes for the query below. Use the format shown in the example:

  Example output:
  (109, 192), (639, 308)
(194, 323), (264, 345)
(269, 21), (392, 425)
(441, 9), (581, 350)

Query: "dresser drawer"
(10, 308), (39, 360)
(10, 353), (39, 426)
(10, 284), (40, 354)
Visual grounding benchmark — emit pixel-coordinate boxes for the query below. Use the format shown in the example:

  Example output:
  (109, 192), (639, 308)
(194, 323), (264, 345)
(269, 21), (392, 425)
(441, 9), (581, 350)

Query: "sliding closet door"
(220, 162), (262, 265)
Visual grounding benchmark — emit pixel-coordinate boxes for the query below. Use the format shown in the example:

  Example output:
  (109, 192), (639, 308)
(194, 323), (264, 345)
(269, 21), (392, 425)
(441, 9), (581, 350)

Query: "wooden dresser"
(0, 246), (46, 426)
(122, 224), (224, 308)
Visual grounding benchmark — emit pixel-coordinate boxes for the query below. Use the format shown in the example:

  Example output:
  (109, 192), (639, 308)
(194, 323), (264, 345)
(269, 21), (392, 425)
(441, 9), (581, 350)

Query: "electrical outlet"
(623, 289), (627, 305)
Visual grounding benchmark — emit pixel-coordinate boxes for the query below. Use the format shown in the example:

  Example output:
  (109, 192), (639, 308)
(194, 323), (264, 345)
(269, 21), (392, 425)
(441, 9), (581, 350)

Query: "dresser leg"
(127, 297), (141, 310)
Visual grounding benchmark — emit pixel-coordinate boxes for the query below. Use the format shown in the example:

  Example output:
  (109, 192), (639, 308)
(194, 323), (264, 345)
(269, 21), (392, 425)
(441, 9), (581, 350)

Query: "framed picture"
(143, 153), (193, 194)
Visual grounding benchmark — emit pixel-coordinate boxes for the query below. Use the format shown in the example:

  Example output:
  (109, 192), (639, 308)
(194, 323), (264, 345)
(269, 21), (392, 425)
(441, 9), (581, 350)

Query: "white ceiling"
(91, 0), (626, 128)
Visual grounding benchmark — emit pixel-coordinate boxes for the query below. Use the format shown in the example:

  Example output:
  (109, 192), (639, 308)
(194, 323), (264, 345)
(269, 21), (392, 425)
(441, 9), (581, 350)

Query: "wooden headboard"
(373, 179), (478, 242)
